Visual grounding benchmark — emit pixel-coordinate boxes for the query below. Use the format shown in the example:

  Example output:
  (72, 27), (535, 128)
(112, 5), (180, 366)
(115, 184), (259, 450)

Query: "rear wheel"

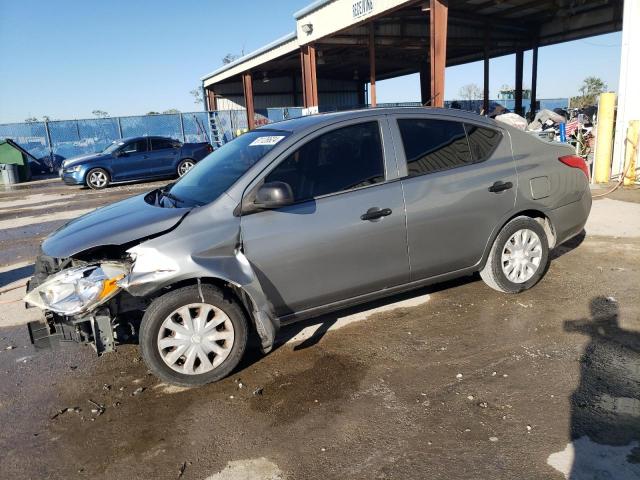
(480, 216), (549, 293)
(140, 284), (248, 386)
(177, 159), (195, 177)
(86, 168), (110, 189)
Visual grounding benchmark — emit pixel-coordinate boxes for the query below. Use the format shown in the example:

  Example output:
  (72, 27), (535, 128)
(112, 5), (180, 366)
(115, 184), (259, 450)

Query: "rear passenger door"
(148, 137), (180, 176)
(391, 116), (517, 280)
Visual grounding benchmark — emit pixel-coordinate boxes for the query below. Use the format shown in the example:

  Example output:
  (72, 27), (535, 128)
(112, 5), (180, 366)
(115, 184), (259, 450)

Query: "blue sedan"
(60, 136), (213, 189)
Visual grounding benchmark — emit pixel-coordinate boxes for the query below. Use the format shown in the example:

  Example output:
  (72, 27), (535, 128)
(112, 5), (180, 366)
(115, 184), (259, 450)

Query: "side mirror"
(254, 181), (294, 209)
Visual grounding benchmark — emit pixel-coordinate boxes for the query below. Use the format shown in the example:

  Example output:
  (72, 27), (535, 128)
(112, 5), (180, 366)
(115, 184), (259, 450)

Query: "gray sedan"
(25, 108), (591, 386)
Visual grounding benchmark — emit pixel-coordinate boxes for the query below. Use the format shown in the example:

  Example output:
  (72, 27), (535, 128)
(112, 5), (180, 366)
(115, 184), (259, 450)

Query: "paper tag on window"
(249, 136), (285, 146)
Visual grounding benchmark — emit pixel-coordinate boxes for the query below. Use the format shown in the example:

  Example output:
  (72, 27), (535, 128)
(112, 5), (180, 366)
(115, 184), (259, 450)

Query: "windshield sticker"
(249, 136), (285, 147)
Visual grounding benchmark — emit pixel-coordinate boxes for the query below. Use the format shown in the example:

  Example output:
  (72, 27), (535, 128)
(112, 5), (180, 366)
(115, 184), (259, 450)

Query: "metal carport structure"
(201, 0), (624, 130)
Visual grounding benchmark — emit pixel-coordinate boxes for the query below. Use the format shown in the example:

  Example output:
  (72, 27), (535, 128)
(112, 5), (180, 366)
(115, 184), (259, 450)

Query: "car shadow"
(0, 264), (34, 289)
(562, 296), (640, 478)
(236, 274), (478, 372)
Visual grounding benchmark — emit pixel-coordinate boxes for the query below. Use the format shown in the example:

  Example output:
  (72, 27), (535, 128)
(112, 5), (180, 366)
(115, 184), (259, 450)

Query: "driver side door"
(240, 119), (410, 318)
(111, 138), (149, 181)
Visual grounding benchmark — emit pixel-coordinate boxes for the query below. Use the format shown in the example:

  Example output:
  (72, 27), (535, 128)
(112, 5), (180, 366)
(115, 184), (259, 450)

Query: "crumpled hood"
(42, 193), (191, 258)
(62, 153), (106, 168)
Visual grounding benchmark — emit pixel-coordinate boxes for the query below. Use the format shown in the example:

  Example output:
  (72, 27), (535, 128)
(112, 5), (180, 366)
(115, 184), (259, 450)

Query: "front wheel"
(177, 159), (195, 177)
(480, 216), (550, 293)
(139, 284), (248, 386)
(86, 168), (110, 189)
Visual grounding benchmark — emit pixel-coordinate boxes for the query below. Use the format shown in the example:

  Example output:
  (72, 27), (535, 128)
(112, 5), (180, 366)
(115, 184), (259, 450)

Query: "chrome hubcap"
(157, 303), (234, 375)
(89, 171), (107, 187)
(178, 161), (194, 176)
(501, 229), (542, 283)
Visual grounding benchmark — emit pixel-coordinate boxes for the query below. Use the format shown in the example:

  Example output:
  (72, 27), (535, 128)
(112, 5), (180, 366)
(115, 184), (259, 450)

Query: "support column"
(483, 27), (490, 114)
(530, 45), (538, 119)
(515, 48), (524, 116)
(419, 60), (431, 105)
(242, 72), (255, 130)
(301, 44), (318, 111)
(206, 88), (217, 111)
(429, 0), (448, 108)
(369, 23), (377, 107)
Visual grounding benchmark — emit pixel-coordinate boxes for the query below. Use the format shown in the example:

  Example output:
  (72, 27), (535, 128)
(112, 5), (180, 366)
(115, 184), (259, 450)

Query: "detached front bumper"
(27, 309), (115, 354)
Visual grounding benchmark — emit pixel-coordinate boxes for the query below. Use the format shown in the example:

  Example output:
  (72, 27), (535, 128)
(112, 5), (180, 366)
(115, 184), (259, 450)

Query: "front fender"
(117, 197), (279, 353)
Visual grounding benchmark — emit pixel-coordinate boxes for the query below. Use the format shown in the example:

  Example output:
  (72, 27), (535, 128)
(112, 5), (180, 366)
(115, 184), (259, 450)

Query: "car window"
(464, 124), (502, 162)
(121, 139), (147, 154)
(397, 118), (471, 177)
(151, 138), (174, 150)
(265, 121), (384, 203)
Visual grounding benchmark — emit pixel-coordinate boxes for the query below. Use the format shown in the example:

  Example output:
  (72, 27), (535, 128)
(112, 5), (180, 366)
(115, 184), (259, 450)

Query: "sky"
(0, 0), (622, 124)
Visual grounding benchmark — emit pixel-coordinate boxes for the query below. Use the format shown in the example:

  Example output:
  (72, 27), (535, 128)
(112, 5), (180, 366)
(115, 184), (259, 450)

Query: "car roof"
(257, 107), (500, 134)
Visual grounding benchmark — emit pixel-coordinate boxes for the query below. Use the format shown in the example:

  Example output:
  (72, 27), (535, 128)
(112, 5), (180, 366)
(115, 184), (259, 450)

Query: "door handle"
(361, 207), (392, 221)
(488, 181), (513, 193)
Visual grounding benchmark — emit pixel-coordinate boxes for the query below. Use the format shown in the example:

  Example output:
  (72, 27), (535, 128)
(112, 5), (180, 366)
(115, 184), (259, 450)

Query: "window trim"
(463, 123), (503, 163)
(241, 118), (392, 213)
(150, 137), (174, 151)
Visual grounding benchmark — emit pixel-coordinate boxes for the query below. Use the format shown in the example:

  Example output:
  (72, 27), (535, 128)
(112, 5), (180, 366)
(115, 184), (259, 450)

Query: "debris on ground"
(103, 384), (111, 391)
(131, 387), (145, 396)
(88, 399), (105, 416)
(50, 407), (81, 420)
(178, 461), (187, 478)
(253, 387), (264, 396)
(456, 373), (463, 379)
(489, 437), (499, 442)
(5, 345), (15, 350)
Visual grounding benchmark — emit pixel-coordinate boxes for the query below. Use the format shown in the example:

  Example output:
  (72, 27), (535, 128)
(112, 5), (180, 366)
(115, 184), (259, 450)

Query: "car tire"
(177, 159), (195, 177)
(480, 216), (550, 294)
(139, 284), (248, 387)
(86, 168), (110, 190)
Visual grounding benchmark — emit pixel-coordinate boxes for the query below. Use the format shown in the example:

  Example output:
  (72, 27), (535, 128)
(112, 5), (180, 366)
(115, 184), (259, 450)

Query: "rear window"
(464, 124), (502, 162)
(397, 118), (471, 177)
(151, 138), (174, 150)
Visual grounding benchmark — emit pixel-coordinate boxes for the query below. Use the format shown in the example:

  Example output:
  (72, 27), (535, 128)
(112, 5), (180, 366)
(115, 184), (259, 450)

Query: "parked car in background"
(59, 136), (213, 189)
(25, 108), (591, 386)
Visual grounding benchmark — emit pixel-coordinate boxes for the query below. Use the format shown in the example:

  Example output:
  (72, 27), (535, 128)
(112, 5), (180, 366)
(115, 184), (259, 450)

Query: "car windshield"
(102, 141), (124, 154)
(166, 130), (290, 206)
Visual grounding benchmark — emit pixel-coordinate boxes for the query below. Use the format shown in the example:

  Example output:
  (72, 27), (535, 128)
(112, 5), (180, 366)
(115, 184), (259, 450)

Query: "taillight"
(206, 144), (213, 153)
(559, 155), (589, 179)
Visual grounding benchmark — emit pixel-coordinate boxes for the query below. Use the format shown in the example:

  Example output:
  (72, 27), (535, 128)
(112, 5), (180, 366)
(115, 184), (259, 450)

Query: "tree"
(190, 87), (203, 105)
(162, 109), (180, 114)
(570, 76), (607, 108)
(92, 110), (109, 118)
(41, 115), (51, 122)
(222, 53), (240, 65)
(24, 117), (38, 123)
(146, 111), (160, 115)
(459, 83), (482, 101)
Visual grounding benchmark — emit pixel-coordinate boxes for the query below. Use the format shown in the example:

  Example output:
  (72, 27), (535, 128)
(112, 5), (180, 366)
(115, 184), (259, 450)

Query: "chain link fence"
(0, 111), (250, 170)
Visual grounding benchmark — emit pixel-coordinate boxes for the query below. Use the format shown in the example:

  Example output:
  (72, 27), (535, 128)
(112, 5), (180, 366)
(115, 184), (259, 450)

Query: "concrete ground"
(0, 180), (639, 480)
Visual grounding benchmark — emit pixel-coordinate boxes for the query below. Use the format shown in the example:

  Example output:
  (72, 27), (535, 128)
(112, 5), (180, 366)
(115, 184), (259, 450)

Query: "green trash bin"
(0, 139), (33, 184)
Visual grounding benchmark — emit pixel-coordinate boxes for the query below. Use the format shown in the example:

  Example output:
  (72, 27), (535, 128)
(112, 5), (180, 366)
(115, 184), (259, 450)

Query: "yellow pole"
(623, 120), (639, 186)
(593, 92), (616, 184)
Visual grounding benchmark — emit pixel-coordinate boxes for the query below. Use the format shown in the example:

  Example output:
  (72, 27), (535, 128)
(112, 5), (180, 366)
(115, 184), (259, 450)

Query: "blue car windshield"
(167, 130), (290, 206)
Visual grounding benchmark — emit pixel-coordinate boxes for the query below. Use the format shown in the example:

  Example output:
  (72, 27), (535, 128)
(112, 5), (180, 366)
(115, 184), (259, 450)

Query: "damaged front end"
(24, 255), (141, 355)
